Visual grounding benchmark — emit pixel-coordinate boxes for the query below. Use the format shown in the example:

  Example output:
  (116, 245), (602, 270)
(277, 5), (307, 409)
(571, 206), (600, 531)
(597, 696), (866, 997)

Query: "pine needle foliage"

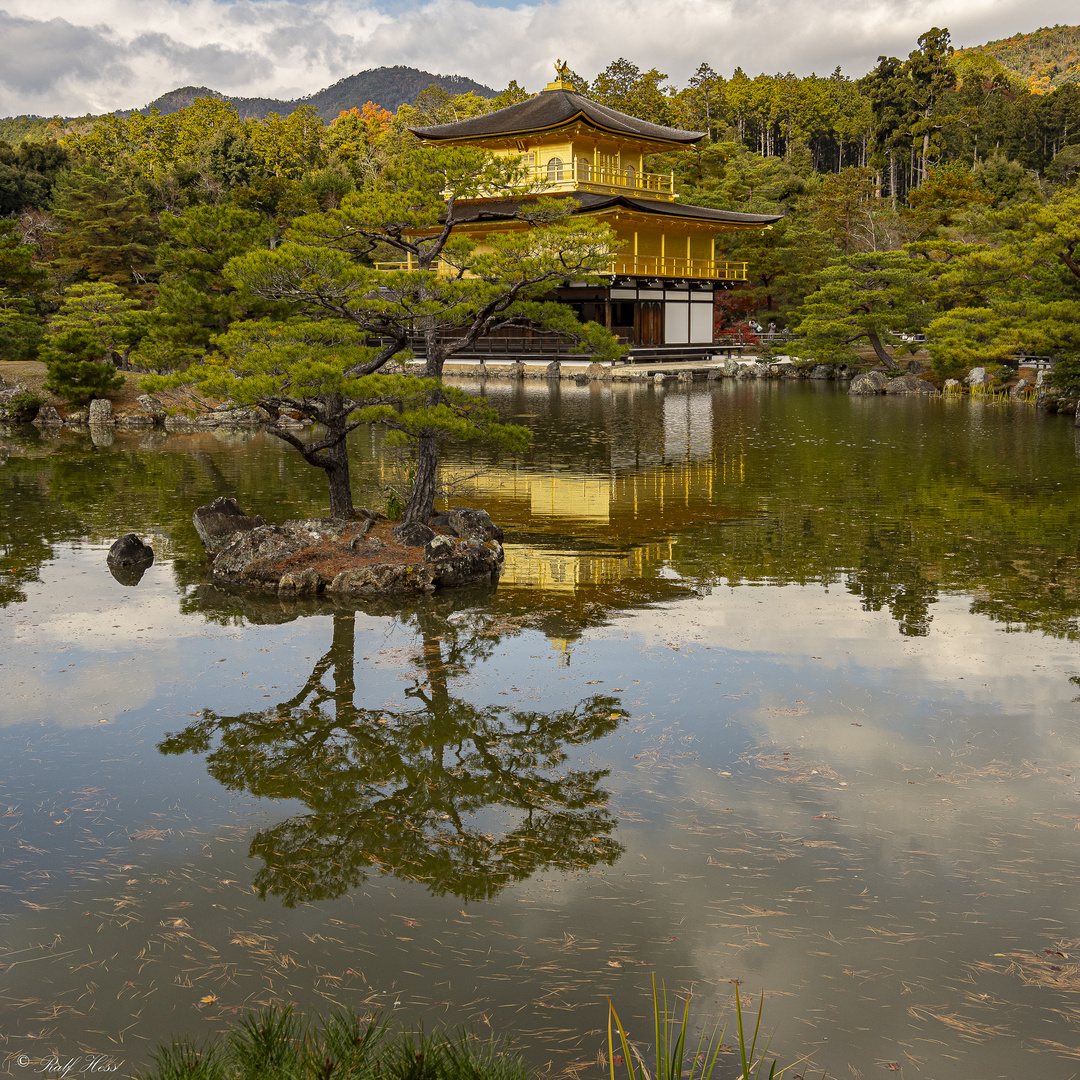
(137, 1006), (533, 1080)
(41, 328), (125, 404)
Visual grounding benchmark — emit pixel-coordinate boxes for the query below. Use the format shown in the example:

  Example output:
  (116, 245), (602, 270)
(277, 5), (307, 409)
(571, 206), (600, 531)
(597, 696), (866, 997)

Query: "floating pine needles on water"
(978, 941), (1080, 992)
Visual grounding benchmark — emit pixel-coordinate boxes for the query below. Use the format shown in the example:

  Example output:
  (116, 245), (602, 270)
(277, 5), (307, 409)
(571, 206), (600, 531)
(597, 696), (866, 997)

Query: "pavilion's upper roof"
(409, 88), (705, 150)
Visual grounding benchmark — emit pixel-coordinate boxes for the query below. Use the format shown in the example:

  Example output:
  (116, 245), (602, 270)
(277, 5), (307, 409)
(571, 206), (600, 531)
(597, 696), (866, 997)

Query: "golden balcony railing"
(374, 259), (454, 277)
(375, 257), (748, 282)
(609, 256), (748, 281)
(521, 161), (675, 199)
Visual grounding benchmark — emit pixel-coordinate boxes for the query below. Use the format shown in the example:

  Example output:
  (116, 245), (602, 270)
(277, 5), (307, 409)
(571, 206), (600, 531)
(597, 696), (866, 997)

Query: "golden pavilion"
(408, 66), (782, 356)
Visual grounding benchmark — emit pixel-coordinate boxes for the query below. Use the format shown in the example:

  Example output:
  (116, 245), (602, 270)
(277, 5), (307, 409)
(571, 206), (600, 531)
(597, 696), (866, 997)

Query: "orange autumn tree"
(327, 103), (394, 182)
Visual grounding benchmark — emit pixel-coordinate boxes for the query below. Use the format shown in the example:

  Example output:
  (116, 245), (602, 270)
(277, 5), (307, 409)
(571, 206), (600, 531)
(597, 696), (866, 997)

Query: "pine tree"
(41, 329), (125, 404)
(50, 166), (160, 300)
(925, 186), (1080, 381)
(134, 202), (278, 371)
(147, 147), (619, 520)
(794, 251), (929, 367)
(0, 218), (47, 363)
(49, 282), (147, 368)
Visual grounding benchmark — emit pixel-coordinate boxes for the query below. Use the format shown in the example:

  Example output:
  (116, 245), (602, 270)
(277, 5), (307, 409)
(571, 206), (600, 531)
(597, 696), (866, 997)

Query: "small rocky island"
(192, 497), (505, 597)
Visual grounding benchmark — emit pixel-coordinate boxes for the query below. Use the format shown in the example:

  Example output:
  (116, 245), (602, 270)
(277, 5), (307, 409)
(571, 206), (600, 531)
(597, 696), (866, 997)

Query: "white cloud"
(0, 0), (1075, 117)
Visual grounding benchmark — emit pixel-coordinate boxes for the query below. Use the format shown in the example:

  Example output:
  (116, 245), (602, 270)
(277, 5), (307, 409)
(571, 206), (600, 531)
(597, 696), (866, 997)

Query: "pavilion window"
(547, 156), (564, 182)
(625, 164), (636, 188)
(578, 157), (591, 181)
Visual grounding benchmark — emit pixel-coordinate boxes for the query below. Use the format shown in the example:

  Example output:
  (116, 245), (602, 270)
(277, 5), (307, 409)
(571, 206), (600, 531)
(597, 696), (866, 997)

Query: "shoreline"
(0, 355), (1065, 440)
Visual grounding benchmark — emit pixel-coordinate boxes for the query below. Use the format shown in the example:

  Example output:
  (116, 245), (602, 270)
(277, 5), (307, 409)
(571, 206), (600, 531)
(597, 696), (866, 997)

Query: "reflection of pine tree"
(160, 611), (624, 905)
(846, 524), (937, 637)
(0, 467), (80, 606)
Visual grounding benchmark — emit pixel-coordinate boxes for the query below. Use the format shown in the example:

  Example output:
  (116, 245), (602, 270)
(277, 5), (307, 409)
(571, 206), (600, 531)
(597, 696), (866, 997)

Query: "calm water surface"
(2, 380), (1080, 1079)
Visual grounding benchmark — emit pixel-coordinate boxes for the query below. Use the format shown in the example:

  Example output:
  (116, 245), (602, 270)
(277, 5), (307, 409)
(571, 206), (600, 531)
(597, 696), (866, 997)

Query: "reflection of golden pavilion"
(529, 476), (611, 519)
(373, 384), (749, 591)
(452, 457), (746, 590)
(500, 542), (673, 590)
(457, 460), (743, 528)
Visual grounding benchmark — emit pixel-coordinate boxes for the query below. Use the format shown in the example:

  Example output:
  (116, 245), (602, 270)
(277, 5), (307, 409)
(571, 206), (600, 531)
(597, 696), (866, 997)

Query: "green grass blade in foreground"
(607, 996), (641, 1080)
(608, 979), (817, 1080)
(609, 977), (725, 1080)
(303, 1009), (391, 1079)
(230, 1005), (308, 1080)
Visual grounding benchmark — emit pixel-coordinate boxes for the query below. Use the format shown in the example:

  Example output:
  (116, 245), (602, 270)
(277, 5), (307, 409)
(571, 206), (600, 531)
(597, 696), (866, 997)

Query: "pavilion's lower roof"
(446, 191), (782, 228)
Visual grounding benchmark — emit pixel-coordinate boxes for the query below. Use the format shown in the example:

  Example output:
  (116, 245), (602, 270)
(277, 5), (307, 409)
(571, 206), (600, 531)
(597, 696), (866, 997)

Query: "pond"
(3, 379), (1080, 1078)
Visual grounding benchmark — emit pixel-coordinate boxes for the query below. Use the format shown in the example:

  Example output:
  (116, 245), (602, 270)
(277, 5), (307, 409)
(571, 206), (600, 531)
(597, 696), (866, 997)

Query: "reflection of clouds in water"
(590, 580), (1080, 953)
(3, 547), (309, 728)
(606, 711), (1078, 1074)
(366, 645), (422, 672)
(12, 551), (207, 644)
(3, 546), (443, 730)
(597, 583), (1076, 715)
(587, 579), (1080, 911)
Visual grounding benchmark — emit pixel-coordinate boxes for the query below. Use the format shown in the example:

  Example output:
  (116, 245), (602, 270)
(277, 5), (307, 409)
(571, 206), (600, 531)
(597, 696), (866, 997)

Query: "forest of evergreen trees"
(1, 25), (1080, 401)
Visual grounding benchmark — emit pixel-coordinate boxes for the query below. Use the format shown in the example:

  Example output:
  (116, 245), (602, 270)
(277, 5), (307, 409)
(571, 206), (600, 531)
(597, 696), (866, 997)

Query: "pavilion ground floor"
(556, 276), (721, 348)
(425, 277), (735, 363)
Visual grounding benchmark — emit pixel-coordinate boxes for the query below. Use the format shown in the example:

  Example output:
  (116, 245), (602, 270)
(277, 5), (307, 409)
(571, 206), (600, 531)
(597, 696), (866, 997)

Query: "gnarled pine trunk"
(866, 327), (899, 371)
(322, 432), (355, 520)
(403, 431), (439, 524)
(400, 332), (447, 524)
(268, 394), (356, 520)
(314, 396), (356, 520)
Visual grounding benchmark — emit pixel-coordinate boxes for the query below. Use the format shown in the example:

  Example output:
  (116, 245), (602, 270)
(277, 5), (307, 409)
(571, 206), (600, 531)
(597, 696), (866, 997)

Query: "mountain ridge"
(126, 66), (498, 122)
(957, 23), (1080, 92)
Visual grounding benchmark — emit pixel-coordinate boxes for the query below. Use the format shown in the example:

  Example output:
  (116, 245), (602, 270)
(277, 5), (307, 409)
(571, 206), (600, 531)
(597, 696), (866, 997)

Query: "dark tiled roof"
(447, 191), (783, 227)
(410, 89), (704, 146)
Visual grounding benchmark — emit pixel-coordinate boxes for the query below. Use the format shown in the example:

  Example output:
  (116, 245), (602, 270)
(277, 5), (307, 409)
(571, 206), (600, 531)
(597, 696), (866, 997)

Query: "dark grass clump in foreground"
(140, 1007), (533, 1080)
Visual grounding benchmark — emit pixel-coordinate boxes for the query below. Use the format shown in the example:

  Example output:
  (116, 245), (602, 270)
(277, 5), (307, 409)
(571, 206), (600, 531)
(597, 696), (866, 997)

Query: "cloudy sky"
(0, 0), (1075, 118)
